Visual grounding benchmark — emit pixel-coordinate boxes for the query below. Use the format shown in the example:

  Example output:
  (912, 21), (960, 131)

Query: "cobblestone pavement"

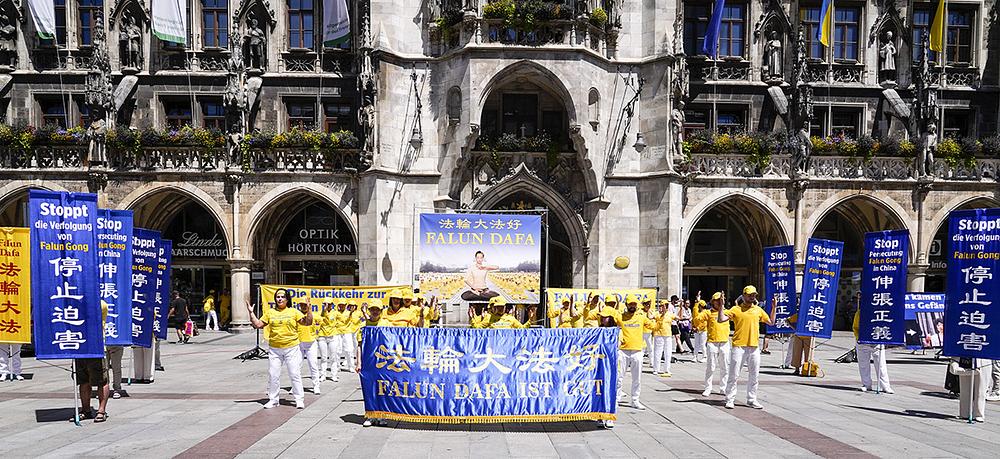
(1, 331), (997, 458)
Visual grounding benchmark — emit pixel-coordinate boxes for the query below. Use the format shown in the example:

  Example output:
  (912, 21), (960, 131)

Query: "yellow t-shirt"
(725, 304), (769, 347)
(549, 307), (580, 328)
(421, 306), (439, 328)
(261, 307), (305, 349)
(346, 310), (365, 333)
(652, 311), (675, 337)
(697, 309), (731, 343)
(328, 309), (351, 334)
(583, 306), (600, 328)
(853, 309), (860, 340)
(356, 317), (391, 344)
(691, 301), (708, 331)
(382, 307), (421, 327)
(298, 312), (318, 343)
(484, 314), (524, 329)
(318, 311), (337, 337)
(203, 296), (215, 312)
(619, 310), (653, 350)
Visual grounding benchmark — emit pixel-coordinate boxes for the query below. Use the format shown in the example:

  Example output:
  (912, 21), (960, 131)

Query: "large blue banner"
(360, 327), (619, 423)
(29, 190), (104, 359)
(796, 238), (844, 339)
(904, 293), (946, 349)
(945, 209), (1000, 359)
(763, 245), (796, 334)
(858, 230), (909, 345)
(98, 209), (134, 347)
(153, 239), (172, 340)
(130, 229), (159, 348)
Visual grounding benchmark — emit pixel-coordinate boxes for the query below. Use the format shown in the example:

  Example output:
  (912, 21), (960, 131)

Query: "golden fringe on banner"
(364, 411), (616, 424)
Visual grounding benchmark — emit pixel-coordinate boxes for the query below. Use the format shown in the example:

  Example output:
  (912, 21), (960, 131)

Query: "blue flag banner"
(858, 230), (909, 345)
(945, 209), (1000, 359)
(97, 209), (134, 347)
(796, 238), (844, 339)
(904, 293), (946, 349)
(702, 0), (726, 58)
(763, 245), (797, 334)
(29, 190), (103, 359)
(154, 239), (172, 340)
(359, 327), (619, 423)
(131, 229), (159, 348)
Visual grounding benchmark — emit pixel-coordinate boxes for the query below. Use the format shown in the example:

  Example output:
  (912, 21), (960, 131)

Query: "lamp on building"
(409, 126), (423, 149)
(633, 132), (646, 153)
(409, 69), (424, 150)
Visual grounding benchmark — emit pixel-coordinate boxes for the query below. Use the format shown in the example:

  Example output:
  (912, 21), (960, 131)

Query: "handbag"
(184, 320), (194, 336)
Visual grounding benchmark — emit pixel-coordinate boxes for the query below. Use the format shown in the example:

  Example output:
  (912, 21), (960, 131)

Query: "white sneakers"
(313, 387), (322, 395)
(631, 401), (646, 411)
(702, 388), (712, 397)
(725, 401), (735, 409)
(748, 401), (764, 410)
(263, 401), (278, 409)
(295, 400), (305, 409)
(602, 420), (615, 428)
(860, 386), (869, 392)
(363, 419), (373, 427)
(986, 392), (1000, 402)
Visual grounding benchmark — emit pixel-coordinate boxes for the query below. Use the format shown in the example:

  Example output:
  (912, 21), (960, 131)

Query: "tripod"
(834, 347), (857, 363)
(234, 302), (267, 361)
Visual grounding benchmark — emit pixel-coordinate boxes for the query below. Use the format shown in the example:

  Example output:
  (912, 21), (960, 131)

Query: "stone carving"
(919, 122), (937, 178)
(245, 17), (267, 70)
(763, 30), (783, 83)
(225, 30), (248, 165)
(879, 31), (897, 84)
(0, 7), (16, 68)
(85, 13), (113, 165)
(119, 15), (142, 70)
(788, 26), (813, 178)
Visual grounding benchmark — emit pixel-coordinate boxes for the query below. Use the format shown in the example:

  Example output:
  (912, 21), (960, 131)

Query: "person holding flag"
(718, 286), (777, 409)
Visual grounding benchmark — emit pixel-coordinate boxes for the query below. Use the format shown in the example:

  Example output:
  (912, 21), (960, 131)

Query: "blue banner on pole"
(29, 190), (103, 359)
(97, 209), (134, 347)
(154, 239), (172, 340)
(131, 229), (159, 348)
(796, 238), (844, 339)
(944, 209), (1000, 359)
(904, 293), (946, 349)
(763, 245), (797, 334)
(858, 230), (909, 345)
(360, 327), (619, 423)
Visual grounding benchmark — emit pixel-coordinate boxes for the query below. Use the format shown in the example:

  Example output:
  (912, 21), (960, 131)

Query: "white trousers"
(0, 344), (21, 376)
(651, 336), (673, 374)
(268, 345), (304, 404)
(694, 331), (707, 357)
(726, 346), (761, 404)
(617, 349), (643, 403)
(106, 346), (124, 390)
(856, 343), (891, 391)
(339, 333), (356, 370)
(206, 310), (219, 331)
(133, 341), (156, 380)
(317, 336), (336, 375)
(643, 333), (653, 360)
(959, 359), (991, 419)
(299, 340), (321, 391)
(783, 337), (794, 367)
(705, 341), (731, 393)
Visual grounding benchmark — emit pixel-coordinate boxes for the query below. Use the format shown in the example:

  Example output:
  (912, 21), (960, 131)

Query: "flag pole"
(71, 360), (81, 426)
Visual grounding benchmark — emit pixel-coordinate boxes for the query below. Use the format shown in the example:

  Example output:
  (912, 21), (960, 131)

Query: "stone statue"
(668, 106), (684, 172)
(120, 16), (142, 70)
(794, 125), (811, 175)
(0, 10), (15, 68)
(245, 18), (267, 70)
(879, 31), (897, 84)
(763, 30), (783, 82)
(920, 122), (938, 177)
(87, 118), (108, 164)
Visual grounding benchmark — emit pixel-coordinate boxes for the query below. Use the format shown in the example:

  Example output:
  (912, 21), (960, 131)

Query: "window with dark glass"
(203, 0), (229, 48)
(683, 106), (710, 136)
(718, 3), (746, 58)
(716, 108), (746, 134)
(323, 103), (352, 132)
(288, 0), (315, 50)
(684, 4), (710, 56)
(39, 98), (68, 127)
(810, 110), (828, 136)
(833, 7), (859, 61)
(943, 110), (970, 138)
(164, 100), (193, 129)
(830, 107), (861, 138)
(77, 100), (91, 127)
(78, 0), (103, 47)
(501, 94), (538, 137)
(947, 8), (973, 64)
(800, 7), (823, 59)
(286, 99), (316, 128)
(202, 99), (225, 130)
(912, 7), (939, 63)
(40, 0), (68, 46)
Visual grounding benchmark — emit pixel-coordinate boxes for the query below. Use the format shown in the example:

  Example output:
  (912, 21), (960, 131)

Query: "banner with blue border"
(154, 239), (172, 341)
(131, 229), (159, 348)
(944, 209), (1000, 359)
(796, 238), (844, 339)
(98, 209), (134, 347)
(764, 245), (797, 334)
(858, 230), (909, 345)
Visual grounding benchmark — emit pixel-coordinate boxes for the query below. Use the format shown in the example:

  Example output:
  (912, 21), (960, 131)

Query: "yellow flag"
(0, 227), (30, 344)
(930, 0), (946, 52)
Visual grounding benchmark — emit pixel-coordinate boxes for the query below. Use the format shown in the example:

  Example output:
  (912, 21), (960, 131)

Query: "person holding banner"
(719, 286), (776, 409)
(317, 301), (339, 382)
(853, 310), (893, 393)
(950, 358), (990, 422)
(989, 362), (1000, 402)
(76, 302), (111, 422)
(341, 299), (362, 373)
(297, 302), (323, 395)
(246, 288), (314, 409)
(617, 295), (656, 410)
(355, 298), (394, 428)
(698, 292), (731, 397)
(651, 300), (677, 377)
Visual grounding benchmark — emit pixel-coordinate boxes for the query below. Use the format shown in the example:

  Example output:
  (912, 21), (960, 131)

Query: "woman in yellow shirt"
(698, 292), (732, 397)
(642, 298), (659, 364)
(383, 289), (423, 327)
(317, 301), (339, 382)
(548, 297), (579, 328)
(651, 300), (677, 377)
(716, 286), (776, 410)
(246, 289), (313, 409)
(691, 293), (708, 363)
(473, 297), (524, 329)
(297, 302), (322, 395)
(583, 294), (603, 327)
(617, 295), (656, 411)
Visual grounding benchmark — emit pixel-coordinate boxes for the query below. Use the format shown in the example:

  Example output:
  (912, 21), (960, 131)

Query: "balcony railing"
(684, 153), (1000, 182)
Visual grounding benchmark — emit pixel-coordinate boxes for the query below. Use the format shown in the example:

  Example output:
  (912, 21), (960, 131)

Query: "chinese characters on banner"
(98, 209), (134, 347)
(154, 239), (172, 340)
(796, 238), (844, 339)
(945, 209), (1000, 359)
(0, 227), (30, 344)
(29, 191), (104, 359)
(359, 327), (619, 422)
(763, 245), (797, 334)
(131, 228), (159, 348)
(858, 230), (909, 345)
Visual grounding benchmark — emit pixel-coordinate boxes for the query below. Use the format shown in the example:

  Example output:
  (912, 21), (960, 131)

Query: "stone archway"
(0, 180), (70, 226)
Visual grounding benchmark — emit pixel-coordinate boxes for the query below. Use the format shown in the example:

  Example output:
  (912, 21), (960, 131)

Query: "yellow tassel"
(364, 411), (617, 424)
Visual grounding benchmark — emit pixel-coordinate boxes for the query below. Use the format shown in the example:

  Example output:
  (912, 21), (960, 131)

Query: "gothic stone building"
(0, 0), (998, 328)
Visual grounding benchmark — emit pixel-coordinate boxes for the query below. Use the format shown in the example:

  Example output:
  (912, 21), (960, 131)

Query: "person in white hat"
(717, 285), (776, 409)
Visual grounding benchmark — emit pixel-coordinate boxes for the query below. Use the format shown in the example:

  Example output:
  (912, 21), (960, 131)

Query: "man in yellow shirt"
(651, 300), (677, 377)
(617, 294), (655, 410)
(596, 305), (621, 429)
(642, 298), (658, 364)
(473, 297), (524, 329)
(699, 292), (732, 397)
(317, 301), (339, 382)
(717, 286), (776, 410)
(297, 302), (323, 395)
(548, 297), (579, 328)
(583, 294), (603, 327)
(246, 289), (313, 409)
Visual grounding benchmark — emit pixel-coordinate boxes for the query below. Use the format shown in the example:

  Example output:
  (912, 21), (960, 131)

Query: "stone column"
(908, 264), (928, 292)
(229, 258), (253, 332)
(665, 180), (684, 295)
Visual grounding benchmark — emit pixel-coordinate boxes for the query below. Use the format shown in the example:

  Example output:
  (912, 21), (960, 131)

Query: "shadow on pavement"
(920, 391), (959, 400)
(842, 404), (955, 420)
(339, 414), (604, 432)
(797, 382), (866, 392)
(35, 408), (77, 423)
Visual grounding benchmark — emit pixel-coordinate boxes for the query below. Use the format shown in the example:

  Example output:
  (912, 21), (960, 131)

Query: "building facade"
(0, 0), (998, 329)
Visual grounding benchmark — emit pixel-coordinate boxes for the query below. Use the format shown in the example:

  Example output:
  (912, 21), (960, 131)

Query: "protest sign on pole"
(29, 190), (103, 359)
(944, 209), (1000, 359)
(904, 293), (946, 349)
(131, 228), (159, 348)
(795, 238), (844, 339)
(858, 230), (909, 345)
(154, 239), (172, 340)
(0, 227), (31, 344)
(763, 245), (796, 334)
(98, 209), (134, 346)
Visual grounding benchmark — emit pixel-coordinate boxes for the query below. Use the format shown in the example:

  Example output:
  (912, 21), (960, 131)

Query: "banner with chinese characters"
(858, 230), (909, 345)
(0, 228), (30, 344)
(359, 326), (619, 423)
(904, 293), (946, 349)
(98, 210), (134, 347)
(795, 238), (844, 339)
(29, 191), (103, 359)
(419, 213), (542, 305)
(131, 229), (159, 348)
(945, 209), (1000, 359)
(763, 245), (796, 334)
(154, 239), (172, 340)
(545, 288), (658, 316)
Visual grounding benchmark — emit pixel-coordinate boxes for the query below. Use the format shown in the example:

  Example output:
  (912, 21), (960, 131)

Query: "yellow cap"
(367, 298), (383, 310)
(604, 295), (619, 304)
(561, 297), (571, 304)
(711, 292), (724, 301)
(387, 289), (404, 300)
(488, 296), (507, 307)
(625, 294), (639, 305)
(336, 297), (348, 305)
(743, 285), (757, 295)
(598, 306), (619, 318)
